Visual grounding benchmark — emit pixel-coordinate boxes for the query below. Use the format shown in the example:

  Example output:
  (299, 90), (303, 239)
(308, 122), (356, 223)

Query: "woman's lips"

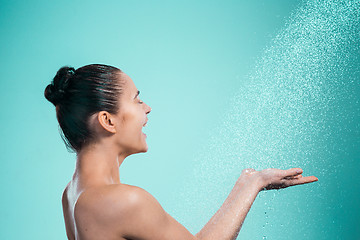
(143, 119), (148, 127)
(142, 122), (147, 137)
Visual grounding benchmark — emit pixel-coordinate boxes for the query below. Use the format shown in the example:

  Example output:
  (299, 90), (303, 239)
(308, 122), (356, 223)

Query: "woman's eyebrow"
(134, 90), (140, 99)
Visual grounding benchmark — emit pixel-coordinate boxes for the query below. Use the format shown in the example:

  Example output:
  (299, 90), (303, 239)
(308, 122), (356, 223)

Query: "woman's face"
(114, 72), (151, 155)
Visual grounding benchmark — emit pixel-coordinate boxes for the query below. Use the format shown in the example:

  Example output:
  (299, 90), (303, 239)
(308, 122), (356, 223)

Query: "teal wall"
(0, 0), (358, 239)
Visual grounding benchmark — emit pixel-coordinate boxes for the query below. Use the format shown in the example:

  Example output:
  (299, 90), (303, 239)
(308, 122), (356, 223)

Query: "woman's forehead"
(120, 72), (138, 96)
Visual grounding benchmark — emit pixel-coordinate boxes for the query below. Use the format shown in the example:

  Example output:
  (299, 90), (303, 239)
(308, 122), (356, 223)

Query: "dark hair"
(44, 64), (123, 152)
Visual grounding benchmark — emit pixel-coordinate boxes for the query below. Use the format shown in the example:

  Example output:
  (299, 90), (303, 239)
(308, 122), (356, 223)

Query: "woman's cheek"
(122, 110), (143, 135)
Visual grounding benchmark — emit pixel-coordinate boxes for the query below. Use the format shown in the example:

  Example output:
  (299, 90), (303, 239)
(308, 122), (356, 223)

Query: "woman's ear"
(97, 111), (116, 133)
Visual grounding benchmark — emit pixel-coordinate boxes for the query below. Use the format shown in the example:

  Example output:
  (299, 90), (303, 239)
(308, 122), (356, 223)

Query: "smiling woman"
(44, 64), (318, 240)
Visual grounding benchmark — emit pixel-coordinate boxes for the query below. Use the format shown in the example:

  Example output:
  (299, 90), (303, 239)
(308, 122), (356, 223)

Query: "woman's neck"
(74, 143), (128, 185)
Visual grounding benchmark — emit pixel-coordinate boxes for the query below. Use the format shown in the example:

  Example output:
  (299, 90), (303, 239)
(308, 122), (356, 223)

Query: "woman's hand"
(237, 168), (318, 191)
(196, 167), (318, 240)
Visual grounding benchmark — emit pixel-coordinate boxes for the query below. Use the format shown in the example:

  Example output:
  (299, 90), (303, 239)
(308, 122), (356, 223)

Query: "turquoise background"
(1, 0), (359, 239)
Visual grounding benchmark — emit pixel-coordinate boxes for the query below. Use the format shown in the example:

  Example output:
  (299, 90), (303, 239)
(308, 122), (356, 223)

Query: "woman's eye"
(138, 100), (143, 104)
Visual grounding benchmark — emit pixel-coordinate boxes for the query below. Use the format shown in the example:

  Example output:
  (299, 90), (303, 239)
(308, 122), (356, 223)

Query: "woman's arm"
(195, 168), (318, 240)
(94, 168), (317, 240)
(195, 169), (263, 240)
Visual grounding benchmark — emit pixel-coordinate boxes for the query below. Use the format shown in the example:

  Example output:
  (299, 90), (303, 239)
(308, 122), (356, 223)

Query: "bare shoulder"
(74, 184), (163, 230)
(74, 184), (195, 240)
(74, 184), (152, 220)
(75, 184), (158, 213)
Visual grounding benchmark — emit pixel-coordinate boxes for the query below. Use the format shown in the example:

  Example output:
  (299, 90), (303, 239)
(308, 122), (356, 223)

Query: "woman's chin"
(142, 132), (148, 148)
(141, 134), (149, 152)
(143, 140), (149, 152)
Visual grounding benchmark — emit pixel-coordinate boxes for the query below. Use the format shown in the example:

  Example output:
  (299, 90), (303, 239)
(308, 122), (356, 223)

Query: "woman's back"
(62, 182), (77, 240)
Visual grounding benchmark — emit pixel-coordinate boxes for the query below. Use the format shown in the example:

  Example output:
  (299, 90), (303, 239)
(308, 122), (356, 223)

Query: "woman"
(45, 64), (318, 240)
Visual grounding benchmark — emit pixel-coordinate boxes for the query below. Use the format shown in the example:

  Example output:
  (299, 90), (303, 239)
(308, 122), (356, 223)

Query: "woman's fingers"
(284, 174), (302, 180)
(285, 176), (318, 187)
(258, 168), (318, 191)
(280, 168), (303, 178)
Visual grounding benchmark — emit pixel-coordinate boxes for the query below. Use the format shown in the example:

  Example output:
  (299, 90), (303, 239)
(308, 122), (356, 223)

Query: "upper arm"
(111, 186), (197, 240)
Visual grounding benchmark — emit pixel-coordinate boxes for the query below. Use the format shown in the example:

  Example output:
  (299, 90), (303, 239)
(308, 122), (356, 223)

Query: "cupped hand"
(258, 168), (318, 191)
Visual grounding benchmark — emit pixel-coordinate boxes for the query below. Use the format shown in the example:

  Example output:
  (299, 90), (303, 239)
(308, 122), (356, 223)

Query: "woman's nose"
(144, 102), (151, 114)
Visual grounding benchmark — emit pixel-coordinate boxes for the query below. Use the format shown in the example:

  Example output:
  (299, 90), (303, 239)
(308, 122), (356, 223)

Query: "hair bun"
(44, 66), (75, 106)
